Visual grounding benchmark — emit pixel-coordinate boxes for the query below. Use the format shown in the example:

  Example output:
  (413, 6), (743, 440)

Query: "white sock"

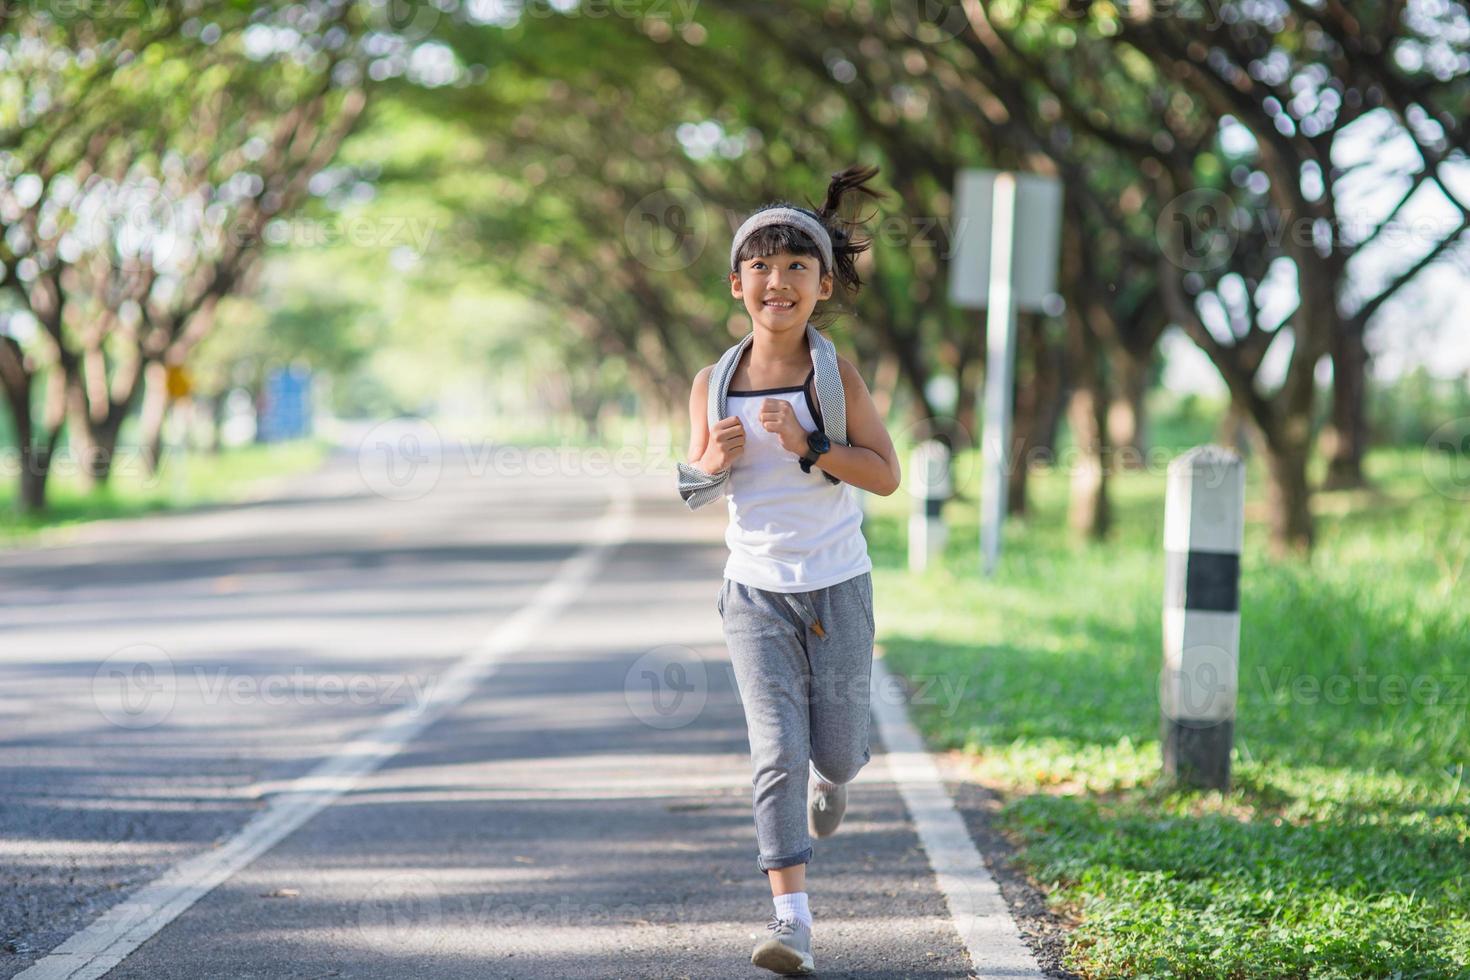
(773, 891), (812, 929)
(810, 760), (837, 792)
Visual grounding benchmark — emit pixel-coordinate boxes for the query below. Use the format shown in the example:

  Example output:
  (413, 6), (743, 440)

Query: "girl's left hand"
(759, 398), (810, 457)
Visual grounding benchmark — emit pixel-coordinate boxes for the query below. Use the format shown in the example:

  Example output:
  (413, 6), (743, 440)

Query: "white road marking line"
(870, 654), (1043, 978)
(15, 480), (634, 980)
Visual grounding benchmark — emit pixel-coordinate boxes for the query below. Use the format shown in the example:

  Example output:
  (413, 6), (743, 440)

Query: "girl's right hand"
(702, 416), (746, 473)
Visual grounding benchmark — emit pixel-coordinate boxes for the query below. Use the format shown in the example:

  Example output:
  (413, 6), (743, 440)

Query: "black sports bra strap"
(803, 367), (824, 430)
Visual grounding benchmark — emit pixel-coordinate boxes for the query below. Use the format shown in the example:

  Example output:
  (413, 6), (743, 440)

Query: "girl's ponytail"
(811, 163), (884, 294)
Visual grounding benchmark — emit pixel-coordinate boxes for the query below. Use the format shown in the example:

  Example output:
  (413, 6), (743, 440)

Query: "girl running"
(680, 164), (901, 975)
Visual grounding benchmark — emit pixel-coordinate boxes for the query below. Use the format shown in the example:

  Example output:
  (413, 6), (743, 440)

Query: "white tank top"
(721, 371), (872, 593)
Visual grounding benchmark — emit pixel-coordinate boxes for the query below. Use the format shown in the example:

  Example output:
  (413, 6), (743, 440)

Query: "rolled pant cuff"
(757, 846), (813, 874)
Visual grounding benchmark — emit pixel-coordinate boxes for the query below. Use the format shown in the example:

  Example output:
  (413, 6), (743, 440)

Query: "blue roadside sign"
(258, 366), (313, 443)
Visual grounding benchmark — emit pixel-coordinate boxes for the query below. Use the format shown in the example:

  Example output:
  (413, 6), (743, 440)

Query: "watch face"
(809, 431), (831, 453)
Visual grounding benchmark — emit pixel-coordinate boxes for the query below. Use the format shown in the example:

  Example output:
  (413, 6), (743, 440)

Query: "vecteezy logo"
(892, 0), (970, 42)
(357, 418), (443, 501)
(1157, 188), (1239, 273)
(892, 415), (977, 498)
(362, 0), (442, 42)
(1423, 417), (1470, 501)
(1159, 644), (1236, 726)
(624, 189), (708, 272)
(358, 872), (444, 954)
(92, 643), (177, 729)
(624, 645), (708, 730)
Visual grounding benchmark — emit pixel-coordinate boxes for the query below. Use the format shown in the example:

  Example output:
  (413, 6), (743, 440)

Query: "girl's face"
(730, 249), (833, 333)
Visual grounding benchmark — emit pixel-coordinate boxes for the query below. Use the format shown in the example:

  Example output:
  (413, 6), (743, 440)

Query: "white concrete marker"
(909, 439), (951, 573)
(15, 481), (635, 980)
(871, 655), (1042, 978)
(1161, 445), (1244, 790)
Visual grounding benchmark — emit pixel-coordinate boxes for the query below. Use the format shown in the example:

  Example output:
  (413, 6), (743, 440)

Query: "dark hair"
(731, 164), (884, 312)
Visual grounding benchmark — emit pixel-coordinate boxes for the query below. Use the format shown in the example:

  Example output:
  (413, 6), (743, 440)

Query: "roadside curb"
(870, 651), (1045, 978)
(876, 652), (1080, 978)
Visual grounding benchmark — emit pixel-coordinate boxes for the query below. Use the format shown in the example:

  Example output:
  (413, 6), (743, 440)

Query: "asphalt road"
(1, 434), (1015, 979)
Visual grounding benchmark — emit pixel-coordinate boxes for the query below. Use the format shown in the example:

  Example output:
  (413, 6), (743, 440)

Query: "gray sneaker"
(751, 914), (815, 975)
(808, 777), (848, 838)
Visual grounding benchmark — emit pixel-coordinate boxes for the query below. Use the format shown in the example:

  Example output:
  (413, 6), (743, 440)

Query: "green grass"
(866, 442), (1470, 978)
(0, 438), (333, 545)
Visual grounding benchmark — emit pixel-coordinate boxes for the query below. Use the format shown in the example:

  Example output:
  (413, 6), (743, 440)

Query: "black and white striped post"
(909, 439), (951, 573)
(1161, 445), (1244, 791)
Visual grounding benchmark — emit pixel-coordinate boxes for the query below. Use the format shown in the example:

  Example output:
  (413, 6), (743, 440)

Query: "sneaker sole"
(751, 939), (815, 975)
(808, 782), (847, 839)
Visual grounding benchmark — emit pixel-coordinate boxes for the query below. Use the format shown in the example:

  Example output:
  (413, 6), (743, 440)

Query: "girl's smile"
(731, 250), (834, 330)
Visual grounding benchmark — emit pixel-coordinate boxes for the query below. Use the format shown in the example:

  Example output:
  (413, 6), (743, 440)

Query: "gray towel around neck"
(675, 322), (847, 511)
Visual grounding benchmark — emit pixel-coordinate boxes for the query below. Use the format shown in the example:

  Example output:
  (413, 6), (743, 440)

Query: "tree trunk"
(1006, 315), (1063, 517)
(954, 360), (979, 452)
(1007, 316), (1037, 517)
(1323, 321), (1370, 490)
(892, 331), (938, 425)
(204, 394), (224, 454)
(138, 360), (170, 476)
(581, 403), (602, 441)
(1066, 382), (1110, 540)
(1108, 348), (1150, 469)
(65, 365), (137, 489)
(18, 449), (50, 513)
(870, 349), (900, 421)
(66, 400), (125, 489)
(16, 391), (65, 514)
(1, 339), (34, 512)
(2, 336), (66, 514)
(1260, 428), (1314, 557)
(1064, 304), (1110, 541)
(953, 314), (984, 451)
(1216, 401), (1254, 457)
(1035, 345), (1066, 459)
(12, 412), (59, 516)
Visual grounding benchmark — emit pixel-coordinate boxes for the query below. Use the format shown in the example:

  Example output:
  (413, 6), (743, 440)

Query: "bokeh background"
(2, 2), (1468, 976)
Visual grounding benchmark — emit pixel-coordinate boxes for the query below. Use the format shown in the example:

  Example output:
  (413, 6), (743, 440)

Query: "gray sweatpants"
(717, 571), (876, 874)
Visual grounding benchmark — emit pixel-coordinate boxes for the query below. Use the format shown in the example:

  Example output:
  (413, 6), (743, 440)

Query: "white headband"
(729, 207), (834, 274)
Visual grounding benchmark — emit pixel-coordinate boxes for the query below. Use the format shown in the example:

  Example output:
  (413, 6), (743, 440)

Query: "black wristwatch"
(799, 429), (831, 473)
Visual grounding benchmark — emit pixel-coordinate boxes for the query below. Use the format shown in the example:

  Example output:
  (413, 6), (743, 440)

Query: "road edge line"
(870, 654), (1044, 978)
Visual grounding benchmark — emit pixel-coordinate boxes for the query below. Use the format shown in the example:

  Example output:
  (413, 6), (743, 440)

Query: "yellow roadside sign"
(165, 364), (192, 401)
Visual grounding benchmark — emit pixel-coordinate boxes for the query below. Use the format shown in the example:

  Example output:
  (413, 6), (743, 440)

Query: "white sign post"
(979, 174), (1019, 577)
(948, 169), (1063, 576)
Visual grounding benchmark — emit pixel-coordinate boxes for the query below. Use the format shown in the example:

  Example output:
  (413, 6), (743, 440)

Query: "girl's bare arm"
(810, 356), (901, 495)
(687, 366), (712, 463)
